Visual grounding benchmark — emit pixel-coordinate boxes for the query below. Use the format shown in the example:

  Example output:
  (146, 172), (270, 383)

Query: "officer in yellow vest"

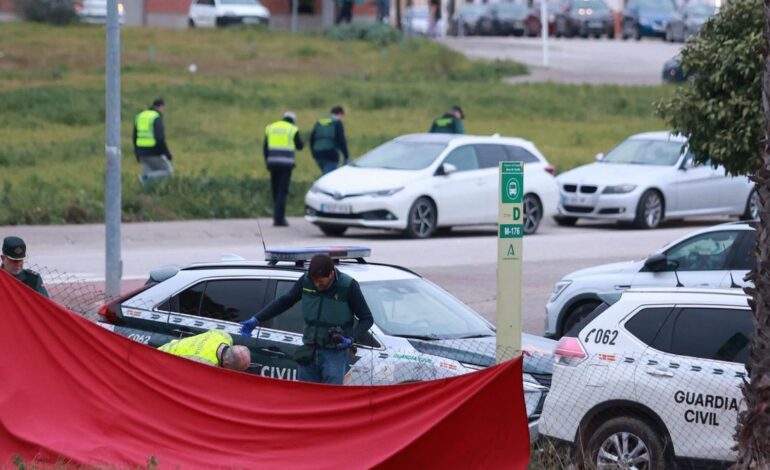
(158, 330), (251, 371)
(264, 111), (305, 227)
(429, 105), (465, 134)
(133, 98), (174, 186)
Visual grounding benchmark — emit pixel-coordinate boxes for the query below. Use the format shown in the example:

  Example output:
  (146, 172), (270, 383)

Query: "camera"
(327, 326), (345, 345)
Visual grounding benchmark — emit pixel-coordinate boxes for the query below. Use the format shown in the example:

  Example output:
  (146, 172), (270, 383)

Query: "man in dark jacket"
(1, 236), (48, 297)
(133, 98), (173, 185)
(310, 106), (350, 175)
(264, 111), (305, 227)
(430, 105), (465, 134)
(239, 254), (374, 385)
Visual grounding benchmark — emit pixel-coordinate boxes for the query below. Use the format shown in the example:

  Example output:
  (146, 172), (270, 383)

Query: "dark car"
(665, 1), (717, 42)
(476, 1), (528, 36)
(662, 54), (691, 82)
(449, 3), (487, 36)
(621, 0), (677, 40)
(524, 0), (561, 37)
(554, 0), (614, 38)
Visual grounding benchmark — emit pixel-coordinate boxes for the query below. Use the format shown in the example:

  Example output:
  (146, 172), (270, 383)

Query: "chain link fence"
(29, 264), (110, 321)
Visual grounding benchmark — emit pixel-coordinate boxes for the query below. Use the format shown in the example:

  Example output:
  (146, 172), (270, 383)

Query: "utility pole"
(105, 0), (122, 299)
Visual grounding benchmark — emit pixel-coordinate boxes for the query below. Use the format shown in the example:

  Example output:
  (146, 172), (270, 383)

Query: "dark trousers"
(269, 166), (292, 223)
(336, 1), (353, 23)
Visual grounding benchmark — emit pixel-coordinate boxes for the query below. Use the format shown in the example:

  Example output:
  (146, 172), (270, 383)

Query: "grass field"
(0, 23), (672, 224)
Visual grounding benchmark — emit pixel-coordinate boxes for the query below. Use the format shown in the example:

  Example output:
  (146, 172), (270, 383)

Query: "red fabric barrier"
(0, 271), (530, 469)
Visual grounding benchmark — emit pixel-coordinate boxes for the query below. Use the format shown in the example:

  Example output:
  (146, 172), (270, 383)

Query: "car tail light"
(73, 1), (83, 10)
(554, 336), (587, 366)
(97, 283), (154, 324)
(545, 164), (556, 176)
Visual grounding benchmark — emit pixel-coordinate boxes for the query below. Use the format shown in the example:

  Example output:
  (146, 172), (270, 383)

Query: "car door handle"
(646, 368), (674, 378)
(259, 347), (287, 357)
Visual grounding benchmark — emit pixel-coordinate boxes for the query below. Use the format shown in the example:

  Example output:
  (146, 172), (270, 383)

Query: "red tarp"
(0, 271), (530, 469)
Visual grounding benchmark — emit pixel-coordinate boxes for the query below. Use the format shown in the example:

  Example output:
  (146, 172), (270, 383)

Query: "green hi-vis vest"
(135, 109), (161, 148)
(312, 116), (337, 152)
(158, 330), (233, 366)
(432, 116), (455, 133)
(265, 120), (299, 167)
(301, 271), (355, 348)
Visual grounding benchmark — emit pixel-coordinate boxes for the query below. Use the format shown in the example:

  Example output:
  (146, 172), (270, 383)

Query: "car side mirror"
(595, 152), (604, 161)
(436, 162), (458, 176)
(644, 253), (669, 272)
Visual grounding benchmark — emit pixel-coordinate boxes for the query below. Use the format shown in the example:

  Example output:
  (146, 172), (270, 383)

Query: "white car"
(404, 6), (431, 35)
(305, 133), (560, 238)
(544, 221), (755, 338)
(555, 131), (757, 229)
(73, 0), (125, 23)
(188, 0), (270, 28)
(540, 288), (751, 467)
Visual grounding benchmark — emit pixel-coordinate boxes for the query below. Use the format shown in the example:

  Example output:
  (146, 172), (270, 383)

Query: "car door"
(637, 306), (749, 461)
(632, 230), (740, 288)
(432, 145), (486, 225)
(673, 153), (721, 214)
(192, 0), (217, 26)
(475, 144), (511, 222)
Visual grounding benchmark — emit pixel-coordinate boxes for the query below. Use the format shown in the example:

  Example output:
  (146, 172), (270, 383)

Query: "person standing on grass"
(336, 0), (354, 23)
(310, 106), (349, 175)
(133, 98), (174, 186)
(264, 111), (304, 227)
(430, 105), (465, 134)
(0, 236), (48, 297)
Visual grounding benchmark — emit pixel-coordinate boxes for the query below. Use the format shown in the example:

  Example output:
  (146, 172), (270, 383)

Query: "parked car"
(304, 133), (560, 238)
(540, 287), (751, 466)
(554, 0), (614, 38)
(525, 0), (561, 37)
(404, 5), (431, 36)
(554, 131), (756, 229)
(662, 54), (690, 83)
(665, 1), (718, 42)
(188, 0), (270, 28)
(97, 247), (557, 439)
(493, 2), (530, 36)
(73, 0), (125, 23)
(448, 3), (487, 36)
(544, 221), (756, 338)
(621, 0), (676, 40)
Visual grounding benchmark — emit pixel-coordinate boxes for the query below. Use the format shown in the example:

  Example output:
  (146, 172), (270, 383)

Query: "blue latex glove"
(336, 336), (353, 350)
(240, 317), (258, 336)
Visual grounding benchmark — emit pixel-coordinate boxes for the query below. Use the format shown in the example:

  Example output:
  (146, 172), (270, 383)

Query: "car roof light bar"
(265, 246), (372, 266)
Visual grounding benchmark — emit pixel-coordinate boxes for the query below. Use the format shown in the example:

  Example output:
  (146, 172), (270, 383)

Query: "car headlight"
(364, 187), (404, 198)
(602, 184), (637, 194)
(549, 280), (572, 302)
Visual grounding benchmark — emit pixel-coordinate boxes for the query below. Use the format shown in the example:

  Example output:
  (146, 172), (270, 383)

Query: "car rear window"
(668, 307), (753, 363)
(624, 307), (674, 346)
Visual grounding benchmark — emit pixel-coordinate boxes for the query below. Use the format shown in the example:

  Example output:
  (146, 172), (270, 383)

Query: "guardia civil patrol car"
(97, 247), (555, 439)
(539, 288), (751, 468)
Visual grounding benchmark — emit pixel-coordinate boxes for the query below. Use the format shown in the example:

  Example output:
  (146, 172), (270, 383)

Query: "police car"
(97, 247), (555, 438)
(539, 288), (751, 467)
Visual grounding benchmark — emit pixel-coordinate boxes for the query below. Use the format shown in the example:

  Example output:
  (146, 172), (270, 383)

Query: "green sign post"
(496, 162), (523, 362)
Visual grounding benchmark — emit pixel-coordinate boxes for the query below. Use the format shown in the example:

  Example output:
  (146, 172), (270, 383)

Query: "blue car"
(621, 0), (677, 40)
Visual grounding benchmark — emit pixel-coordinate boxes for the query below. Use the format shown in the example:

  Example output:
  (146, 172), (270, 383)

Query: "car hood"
(557, 162), (671, 185)
(565, 260), (642, 281)
(314, 165), (423, 196)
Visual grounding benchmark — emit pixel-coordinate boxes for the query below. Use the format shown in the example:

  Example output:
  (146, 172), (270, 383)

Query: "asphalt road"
(439, 36), (683, 85)
(12, 215), (737, 335)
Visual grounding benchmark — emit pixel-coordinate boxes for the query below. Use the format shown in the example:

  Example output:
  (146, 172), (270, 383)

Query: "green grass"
(0, 22), (672, 225)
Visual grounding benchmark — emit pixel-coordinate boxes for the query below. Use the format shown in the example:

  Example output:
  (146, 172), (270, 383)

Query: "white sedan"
(555, 131), (757, 229)
(304, 133), (560, 238)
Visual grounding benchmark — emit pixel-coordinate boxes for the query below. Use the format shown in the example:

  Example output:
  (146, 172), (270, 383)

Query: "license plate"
(589, 21), (603, 28)
(563, 195), (593, 206)
(321, 203), (352, 214)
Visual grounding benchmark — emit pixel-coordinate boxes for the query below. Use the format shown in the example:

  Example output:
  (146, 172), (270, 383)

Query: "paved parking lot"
(440, 36), (683, 85)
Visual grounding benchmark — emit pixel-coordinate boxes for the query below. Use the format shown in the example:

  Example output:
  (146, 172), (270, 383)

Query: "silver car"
(555, 132), (757, 229)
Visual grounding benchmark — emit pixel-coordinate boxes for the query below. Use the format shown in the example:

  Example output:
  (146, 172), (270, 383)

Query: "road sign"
(497, 161), (523, 362)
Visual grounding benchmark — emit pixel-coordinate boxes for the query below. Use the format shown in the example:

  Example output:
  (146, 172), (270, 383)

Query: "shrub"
(323, 23), (403, 46)
(14, 0), (80, 25)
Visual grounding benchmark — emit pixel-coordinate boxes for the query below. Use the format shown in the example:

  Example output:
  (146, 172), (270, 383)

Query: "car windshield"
(574, 0), (608, 9)
(352, 141), (447, 170)
(601, 138), (683, 166)
(220, 0), (261, 4)
(360, 279), (495, 339)
(638, 0), (676, 12)
(497, 3), (527, 14)
(460, 4), (485, 14)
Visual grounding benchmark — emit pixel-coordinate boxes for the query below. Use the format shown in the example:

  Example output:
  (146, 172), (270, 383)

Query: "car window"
(197, 0), (215, 5)
(157, 282), (205, 314)
(261, 280), (305, 334)
(474, 144), (508, 169)
(669, 308), (753, 363)
(161, 279), (268, 322)
(442, 146), (480, 172)
(664, 230), (739, 271)
(731, 231), (757, 271)
(601, 139), (683, 166)
(352, 141), (447, 170)
(573, 0), (608, 9)
(505, 146), (540, 164)
(624, 307), (674, 346)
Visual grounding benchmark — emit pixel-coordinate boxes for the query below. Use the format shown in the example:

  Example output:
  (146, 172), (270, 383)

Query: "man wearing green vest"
(310, 106), (349, 175)
(1, 236), (48, 298)
(264, 111), (305, 227)
(239, 254), (374, 385)
(158, 330), (251, 371)
(429, 105), (465, 134)
(132, 98), (174, 185)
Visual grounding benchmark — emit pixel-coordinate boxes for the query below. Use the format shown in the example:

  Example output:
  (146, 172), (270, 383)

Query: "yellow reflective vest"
(135, 109), (160, 148)
(265, 120), (299, 167)
(158, 330), (233, 366)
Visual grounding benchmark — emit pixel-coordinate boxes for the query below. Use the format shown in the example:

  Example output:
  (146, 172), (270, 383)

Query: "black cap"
(2, 236), (26, 260)
(152, 97), (165, 108)
(452, 105), (464, 119)
(331, 105), (344, 115)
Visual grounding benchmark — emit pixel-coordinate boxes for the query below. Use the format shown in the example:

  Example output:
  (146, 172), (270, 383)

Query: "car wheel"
(404, 197), (437, 239)
(318, 224), (348, 237)
(592, 32), (601, 39)
(553, 215), (578, 227)
(561, 300), (600, 336)
(634, 190), (664, 229)
(741, 189), (760, 221)
(584, 416), (670, 470)
(523, 194), (543, 235)
(607, 27), (615, 39)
